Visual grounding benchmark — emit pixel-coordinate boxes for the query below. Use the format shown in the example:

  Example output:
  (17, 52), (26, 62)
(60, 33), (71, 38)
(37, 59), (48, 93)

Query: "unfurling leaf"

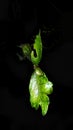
(29, 67), (53, 116)
(31, 31), (42, 65)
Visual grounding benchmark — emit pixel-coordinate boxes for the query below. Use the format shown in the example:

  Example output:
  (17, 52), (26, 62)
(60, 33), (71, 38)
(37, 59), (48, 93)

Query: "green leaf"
(31, 31), (42, 65)
(18, 43), (32, 61)
(29, 67), (53, 116)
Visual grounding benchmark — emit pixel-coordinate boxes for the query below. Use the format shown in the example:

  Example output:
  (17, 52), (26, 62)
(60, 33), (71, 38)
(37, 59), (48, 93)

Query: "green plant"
(18, 30), (53, 116)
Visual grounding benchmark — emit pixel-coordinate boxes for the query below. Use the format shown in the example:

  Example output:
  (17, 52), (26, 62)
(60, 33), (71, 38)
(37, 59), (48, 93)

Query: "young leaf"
(31, 31), (42, 65)
(29, 67), (53, 116)
(17, 43), (32, 61)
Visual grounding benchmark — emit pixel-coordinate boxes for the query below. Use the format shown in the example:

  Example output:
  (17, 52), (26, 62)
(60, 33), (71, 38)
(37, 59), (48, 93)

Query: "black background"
(0, 0), (73, 129)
